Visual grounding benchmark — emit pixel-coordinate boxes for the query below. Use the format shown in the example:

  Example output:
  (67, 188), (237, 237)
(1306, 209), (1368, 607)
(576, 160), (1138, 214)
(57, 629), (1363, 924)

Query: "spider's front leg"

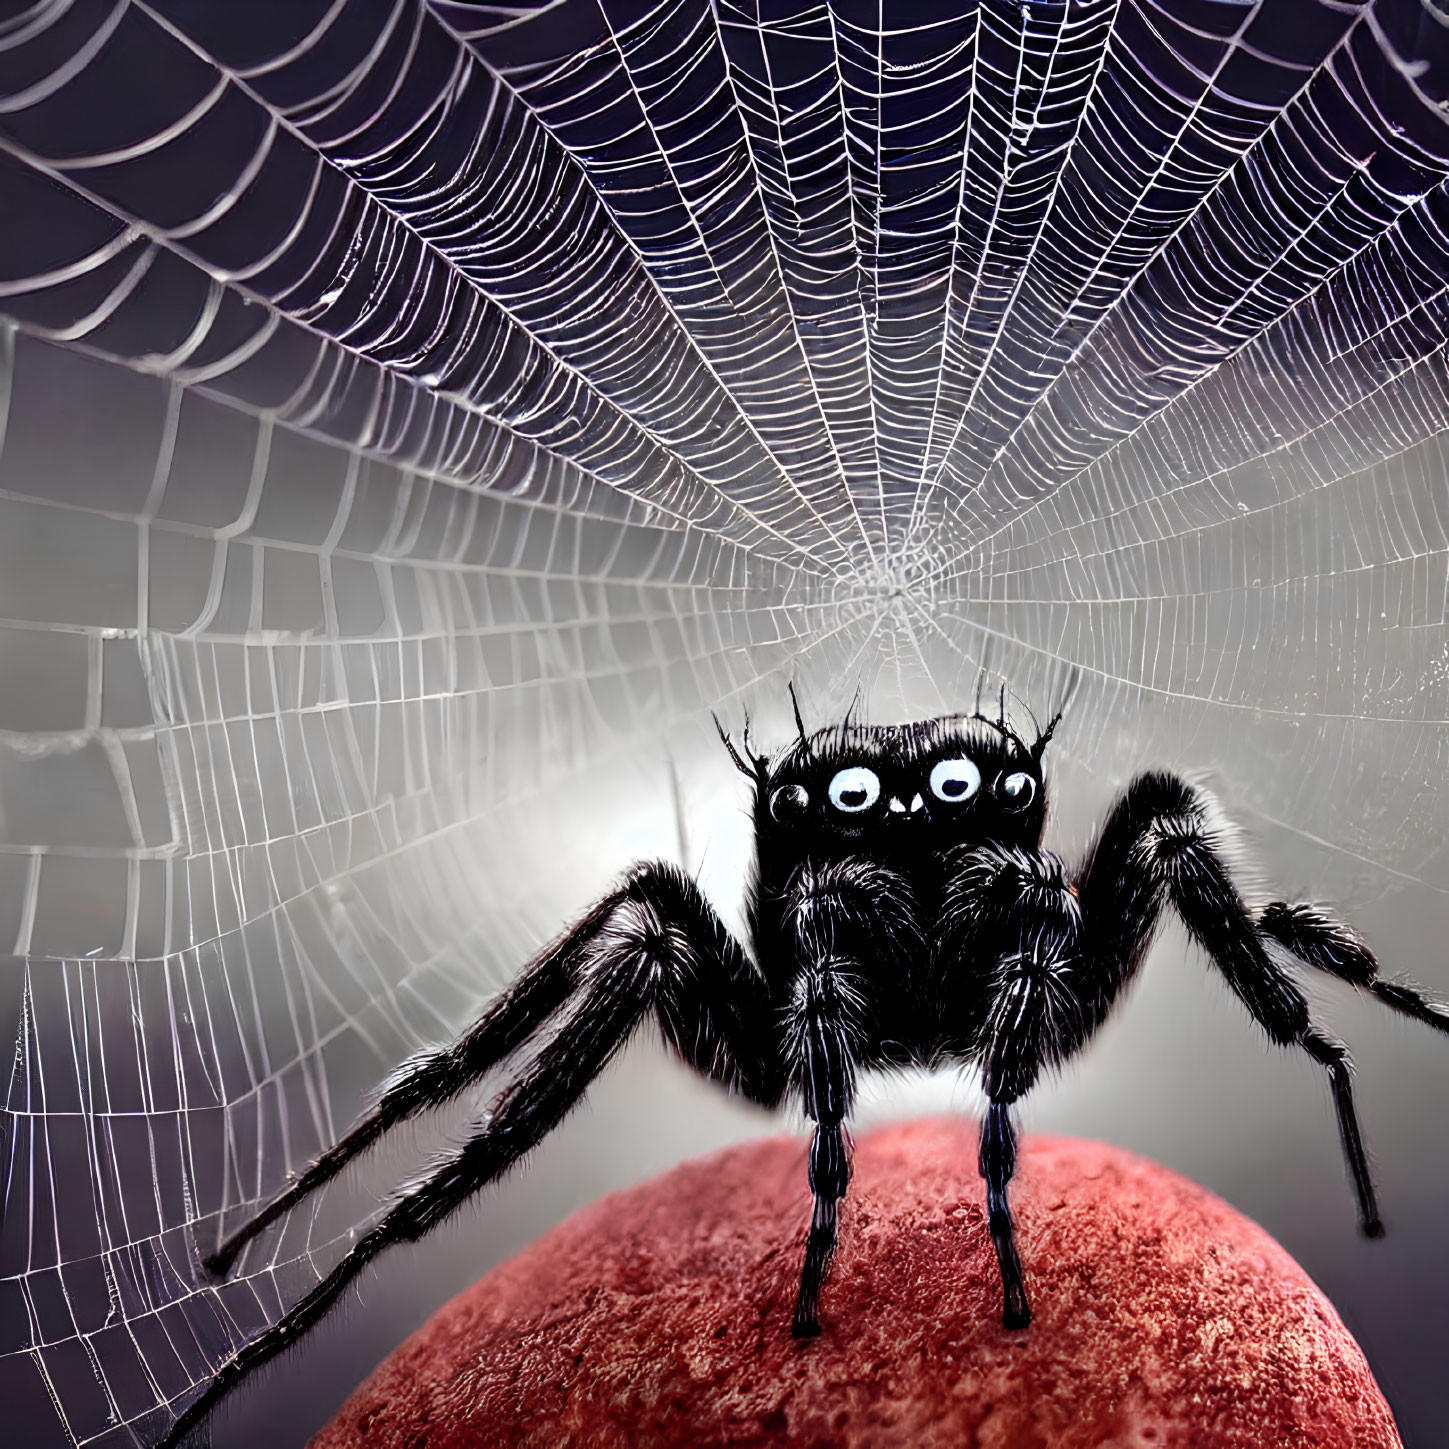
(778, 859), (922, 1337)
(161, 862), (779, 1449)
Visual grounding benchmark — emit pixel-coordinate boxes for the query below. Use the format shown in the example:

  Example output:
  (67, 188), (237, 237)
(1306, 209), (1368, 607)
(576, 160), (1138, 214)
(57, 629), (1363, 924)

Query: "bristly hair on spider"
(157, 689), (1449, 1449)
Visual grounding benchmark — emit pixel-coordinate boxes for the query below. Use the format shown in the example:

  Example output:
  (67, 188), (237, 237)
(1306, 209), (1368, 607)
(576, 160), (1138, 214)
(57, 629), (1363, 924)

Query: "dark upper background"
(1, 1), (1448, 1445)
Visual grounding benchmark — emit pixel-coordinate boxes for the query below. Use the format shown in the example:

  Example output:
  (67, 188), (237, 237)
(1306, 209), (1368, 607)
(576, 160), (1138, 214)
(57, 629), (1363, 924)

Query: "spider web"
(1, 1), (1447, 1445)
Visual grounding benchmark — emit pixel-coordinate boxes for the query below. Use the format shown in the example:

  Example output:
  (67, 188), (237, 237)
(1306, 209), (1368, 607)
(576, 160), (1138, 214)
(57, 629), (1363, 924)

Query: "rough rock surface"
(314, 1119), (1401, 1448)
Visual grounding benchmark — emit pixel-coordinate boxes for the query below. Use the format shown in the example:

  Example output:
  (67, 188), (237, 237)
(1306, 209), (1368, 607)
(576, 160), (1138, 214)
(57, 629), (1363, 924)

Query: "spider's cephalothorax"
(158, 698), (1449, 1449)
(753, 710), (1049, 899)
(742, 710), (1052, 1079)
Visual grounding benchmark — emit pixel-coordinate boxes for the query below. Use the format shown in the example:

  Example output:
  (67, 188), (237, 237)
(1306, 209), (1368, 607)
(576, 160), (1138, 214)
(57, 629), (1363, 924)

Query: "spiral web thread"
(0, 2), (1447, 1442)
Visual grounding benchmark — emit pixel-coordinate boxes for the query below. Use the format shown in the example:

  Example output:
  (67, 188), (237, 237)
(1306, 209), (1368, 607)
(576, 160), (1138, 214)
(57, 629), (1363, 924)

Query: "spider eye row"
(771, 758), (1037, 822)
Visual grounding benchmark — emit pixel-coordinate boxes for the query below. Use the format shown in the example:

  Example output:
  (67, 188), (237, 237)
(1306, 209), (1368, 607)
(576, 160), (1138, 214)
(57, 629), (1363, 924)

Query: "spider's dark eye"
(827, 766), (880, 813)
(770, 783), (809, 821)
(929, 757), (981, 803)
(998, 771), (1037, 809)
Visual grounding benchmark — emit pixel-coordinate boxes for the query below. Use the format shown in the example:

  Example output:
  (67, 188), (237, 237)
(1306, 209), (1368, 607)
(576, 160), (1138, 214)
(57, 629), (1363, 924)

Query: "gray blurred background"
(1, 2), (1448, 1447)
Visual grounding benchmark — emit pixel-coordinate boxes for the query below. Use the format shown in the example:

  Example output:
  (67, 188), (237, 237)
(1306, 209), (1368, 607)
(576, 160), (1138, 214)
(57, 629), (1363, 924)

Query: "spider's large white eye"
(827, 766), (880, 813)
(998, 771), (1037, 809)
(929, 756), (981, 803)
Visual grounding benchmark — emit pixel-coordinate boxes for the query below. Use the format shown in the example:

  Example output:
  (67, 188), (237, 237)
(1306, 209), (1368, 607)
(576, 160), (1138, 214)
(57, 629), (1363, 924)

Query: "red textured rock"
(314, 1120), (1401, 1448)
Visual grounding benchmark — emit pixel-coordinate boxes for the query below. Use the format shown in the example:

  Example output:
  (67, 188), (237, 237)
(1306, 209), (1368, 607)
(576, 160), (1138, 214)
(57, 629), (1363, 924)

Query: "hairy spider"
(160, 696), (1449, 1447)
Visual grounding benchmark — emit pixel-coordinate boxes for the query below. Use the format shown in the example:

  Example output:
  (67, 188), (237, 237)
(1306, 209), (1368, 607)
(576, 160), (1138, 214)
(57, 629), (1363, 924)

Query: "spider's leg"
(1257, 901), (1449, 1037)
(979, 1102), (1029, 1328)
(204, 887), (632, 1278)
(790, 961), (859, 1339)
(781, 859), (921, 1337)
(163, 963), (651, 1449)
(163, 863), (778, 1449)
(1079, 771), (1384, 1237)
(938, 844), (1088, 1329)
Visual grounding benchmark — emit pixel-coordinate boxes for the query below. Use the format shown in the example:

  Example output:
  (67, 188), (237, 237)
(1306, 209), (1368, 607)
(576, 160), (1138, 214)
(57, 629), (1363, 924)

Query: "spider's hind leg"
(163, 863), (778, 1449)
(204, 864), (778, 1280)
(202, 889), (626, 1278)
(165, 943), (666, 1449)
(1258, 901), (1449, 1037)
(1083, 772), (1387, 1238)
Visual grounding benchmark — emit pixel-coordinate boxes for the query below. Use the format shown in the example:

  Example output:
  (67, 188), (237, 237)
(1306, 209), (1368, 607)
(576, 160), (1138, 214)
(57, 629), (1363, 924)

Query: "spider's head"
(732, 704), (1054, 863)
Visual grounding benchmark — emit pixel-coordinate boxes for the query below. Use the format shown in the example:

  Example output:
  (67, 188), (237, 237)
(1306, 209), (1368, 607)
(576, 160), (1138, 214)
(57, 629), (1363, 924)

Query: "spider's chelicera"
(161, 696), (1449, 1446)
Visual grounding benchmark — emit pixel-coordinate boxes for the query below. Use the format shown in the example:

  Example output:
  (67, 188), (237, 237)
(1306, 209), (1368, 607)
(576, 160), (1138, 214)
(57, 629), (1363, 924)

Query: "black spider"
(159, 695), (1449, 1447)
